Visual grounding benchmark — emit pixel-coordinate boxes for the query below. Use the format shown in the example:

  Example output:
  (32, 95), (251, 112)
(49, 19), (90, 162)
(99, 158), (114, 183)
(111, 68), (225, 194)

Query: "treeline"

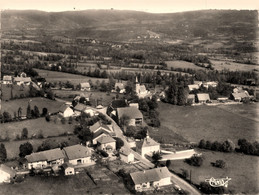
(237, 139), (259, 156)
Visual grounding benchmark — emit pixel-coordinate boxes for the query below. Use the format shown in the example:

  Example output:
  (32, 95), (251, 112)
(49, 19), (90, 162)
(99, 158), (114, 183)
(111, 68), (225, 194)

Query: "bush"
(61, 117), (66, 124)
(185, 155), (203, 167)
(45, 115), (50, 122)
(100, 150), (109, 157)
(19, 142), (33, 157)
(212, 160), (226, 168)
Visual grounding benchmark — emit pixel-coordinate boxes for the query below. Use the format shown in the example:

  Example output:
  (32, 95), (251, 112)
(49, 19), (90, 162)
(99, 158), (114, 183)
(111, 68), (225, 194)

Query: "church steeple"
(135, 76), (139, 83)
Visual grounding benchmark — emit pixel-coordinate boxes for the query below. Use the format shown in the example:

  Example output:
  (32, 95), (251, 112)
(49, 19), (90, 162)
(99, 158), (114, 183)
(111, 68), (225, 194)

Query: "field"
(169, 150), (259, 194)
(0, 136), (79, 159)
(165, 60), (206, 70)
(210, 60), (259, 72)
(157, 102), (259, 144)
(34, 68), (108, 85)
(0, 117), (74, 141)
(0, 165), (130, 195)
(1, 84), (31, 101)
(1, 97), (64, 117)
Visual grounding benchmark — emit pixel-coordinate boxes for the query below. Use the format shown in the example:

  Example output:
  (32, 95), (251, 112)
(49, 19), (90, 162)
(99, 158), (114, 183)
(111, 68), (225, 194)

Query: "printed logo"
(205, 177), (231, 187)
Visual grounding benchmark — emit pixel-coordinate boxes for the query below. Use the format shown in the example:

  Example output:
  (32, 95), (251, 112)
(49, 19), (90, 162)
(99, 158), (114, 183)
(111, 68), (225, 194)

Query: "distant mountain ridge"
(1, 9), (258, 41)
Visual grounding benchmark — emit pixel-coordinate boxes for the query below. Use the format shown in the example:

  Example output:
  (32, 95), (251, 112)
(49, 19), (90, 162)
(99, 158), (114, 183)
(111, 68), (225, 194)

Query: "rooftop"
(13, 77), (32, 82)
(117, 107), (143, 119)
(80, 82), (90, 88)
(142, 137), (160, 148)
(111, 99), (128, 109)
(130, 167), (171, 185)
(63, 145), (91, 160)
(97, 135), (116, 144)
(26, 148), (65, 163)
(89, 121), (111, 133)
(59, 104), (72, 113)
(0, 164), (16, 177)
(197, 93), (210, 101)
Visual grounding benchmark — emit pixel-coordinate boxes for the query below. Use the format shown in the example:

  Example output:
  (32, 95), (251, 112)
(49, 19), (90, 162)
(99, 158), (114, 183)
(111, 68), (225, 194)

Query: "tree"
(198, 139), (206, 149)
(21, 128), (28, 139)
(120, 114), (130, 132)
(221, 139), (235, 152)
(213, 160), (226, 168)
(166, 160), (171, 168)
(152, 151), (162, 167)
(3, 111), (12, 123)
(17, 107), (22, 119)
(19, 142), (33, 157)
(114, 137), (124, 150)
(0, 143), (7, 162)
(34, 106), (40, 118)
(42, 107), (48, 116)
(26, 103), (32, 119)
(185, 155), (203, 167)
(181, 169), (189, 179)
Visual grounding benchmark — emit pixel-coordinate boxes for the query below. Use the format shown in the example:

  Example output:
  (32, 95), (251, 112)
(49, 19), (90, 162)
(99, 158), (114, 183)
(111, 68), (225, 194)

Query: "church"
(135, 77), (151, 99)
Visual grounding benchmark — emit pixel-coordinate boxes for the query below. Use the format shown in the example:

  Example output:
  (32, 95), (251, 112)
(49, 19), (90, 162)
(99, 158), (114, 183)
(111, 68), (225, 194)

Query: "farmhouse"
(197, 93), (210, 103)
(188, 84), (200, 91)
(59, 104), (74, 117)
(203, 81), (218, 89)
(114, 83), (126, 93)
(117, 107), (143, 126)
(62, 145), (94, 166)
(2, 75), (13, 84)
(137, 135), (160, 157)
(90, 121), (115, 144)
(231, 91), (250, 102)
(120, 147), (134, 163)
(80, 82), (91, 91)
(73, 103), (90, 116)
(13, 77), (32, 85)
(97, 135), (116, 152)
(25, 148), (65, 170)
(107, 99), (128, 116)
(130, 167), (172, 192)
(0, 164), (16, 183)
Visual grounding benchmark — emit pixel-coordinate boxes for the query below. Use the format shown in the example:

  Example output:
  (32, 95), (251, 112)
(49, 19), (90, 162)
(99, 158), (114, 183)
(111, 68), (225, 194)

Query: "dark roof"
(0, 164), (16, 177)
(117, 107), (143, 119)
(62, 145), (91, 160)
(59, 104), (72, 113)
(74, 103), (87, 111)
(26, 148), (65, 163)
(111, 99), (128, 109)
(130, 167), (171, 185)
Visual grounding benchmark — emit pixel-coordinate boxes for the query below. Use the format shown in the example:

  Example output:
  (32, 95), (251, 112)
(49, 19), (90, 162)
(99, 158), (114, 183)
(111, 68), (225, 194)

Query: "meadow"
(157, 102), (259, 144)
(165, 60), (206, 70)
(210, 60), (259, 72)
(169, 150), (259, 194)
(34, 68), (108, 85)
(1, 97), (63, 118)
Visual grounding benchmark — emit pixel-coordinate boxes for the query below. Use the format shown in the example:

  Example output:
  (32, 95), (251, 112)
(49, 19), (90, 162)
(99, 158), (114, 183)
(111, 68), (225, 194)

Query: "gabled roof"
(188, 84), (199, 90)
(232, 92), (249, 99)
(89, 121), (111, 133)
(120, 147), (132, 156)
(139, 85), (147, 93)
(3, 76), (12, 81)
(117, 107), (143, 119)
(97, 136), (116, 144)
(130, 167), (171, 185)
(0, 164), (16, 177)
(74, 103), (87, 111)
(62, 145), (91, 160)
(197, 93), (210, 101)
(80, 82), (90, 88)
(188, 94), (195, 99)
(13, 77), (31, 82)
(59, 104), (72, 113)
(142, 137), (160, 148)
(26, 148), (65, 163)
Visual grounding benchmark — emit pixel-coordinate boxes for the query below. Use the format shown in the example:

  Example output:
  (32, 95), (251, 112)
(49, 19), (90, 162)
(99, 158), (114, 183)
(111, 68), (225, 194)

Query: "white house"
(117, 107), (143, 126)
(203, 81), (218, 89)
(25, 148), (65, 170)
(80, 82), (91, 91)
(188, 84), (200, 91)
(62, 145), (94, 166)
(138, 134), (160, 157)
(120, 147), (134, 163)
(2, 75), (13, 84)
(97, 135), (116, 152)
(90, 121), (115, 144)
(62, 163), (75, 176)
(59, 104), (74, 118)
(197, 93), (210, 103)
(130, 167), (172, 192)
(0, 164), (16, 183)
(135, 77), (151, 99)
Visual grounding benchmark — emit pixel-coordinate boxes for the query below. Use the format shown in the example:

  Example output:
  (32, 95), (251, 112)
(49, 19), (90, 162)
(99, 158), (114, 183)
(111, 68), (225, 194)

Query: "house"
(62, 162), (75, 176)
(187, 94), (195, 104)
(59, 104), (74, 118)
(83, 107), (95, 117)
(231, 92), (250, 102)
(137, 134), (160, 157)
(188, 84), (200, 91)
(2, 75), (13, 84)
(97, 135), (116, 152)
(80, 82), (91, 91)
(117, 107), (143, 126)
(73, 103), (87, 116)
(135, 77), (151, 99)
(130, 167), (172, 192)
(0, 164), (16, 183)
(120, 147), (134, 163)
(107, 99), (128, 116)
(197, 93), (210, 103)
(114, 83), (126, 93)
(13, 77), (32, 85)
(129, 103), (139, 109)
(62, 145), (94, 166)
(203, 81), (218, 89)
(25, 148), (65, 169)
(194, 81), (203, 87)
(90, 121), (115, 144)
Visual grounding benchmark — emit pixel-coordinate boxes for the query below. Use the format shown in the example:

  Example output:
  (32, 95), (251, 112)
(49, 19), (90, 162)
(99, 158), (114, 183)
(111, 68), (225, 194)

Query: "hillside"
(2, 9), (258, 42)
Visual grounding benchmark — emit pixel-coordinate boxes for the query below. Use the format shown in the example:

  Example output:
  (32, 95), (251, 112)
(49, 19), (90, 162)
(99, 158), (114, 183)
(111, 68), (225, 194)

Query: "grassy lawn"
(157, 102), (259, 144)
(0, 166), (130, 194)
(0, 117), (74, 141)
(1, 84), (31, 101)
(34, 68), (108, 85)
(169, 150), (259, 194)
(0, 136), (79, 159)
(165, 60), (206, 70)
(210, 60), (259, 72)
(1, 97), (64, 117)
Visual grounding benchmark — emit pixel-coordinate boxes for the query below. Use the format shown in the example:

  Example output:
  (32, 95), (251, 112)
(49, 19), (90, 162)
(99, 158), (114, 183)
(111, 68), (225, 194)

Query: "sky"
(1, 0), (259, 13)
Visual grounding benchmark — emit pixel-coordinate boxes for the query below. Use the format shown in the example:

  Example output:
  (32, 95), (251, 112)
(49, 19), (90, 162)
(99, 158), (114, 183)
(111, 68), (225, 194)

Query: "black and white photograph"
(0, 0), (258, 194)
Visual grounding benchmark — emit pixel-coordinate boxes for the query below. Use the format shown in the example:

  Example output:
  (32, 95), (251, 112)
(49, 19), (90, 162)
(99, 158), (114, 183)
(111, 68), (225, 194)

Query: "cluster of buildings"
(2, 72), (32, 86)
